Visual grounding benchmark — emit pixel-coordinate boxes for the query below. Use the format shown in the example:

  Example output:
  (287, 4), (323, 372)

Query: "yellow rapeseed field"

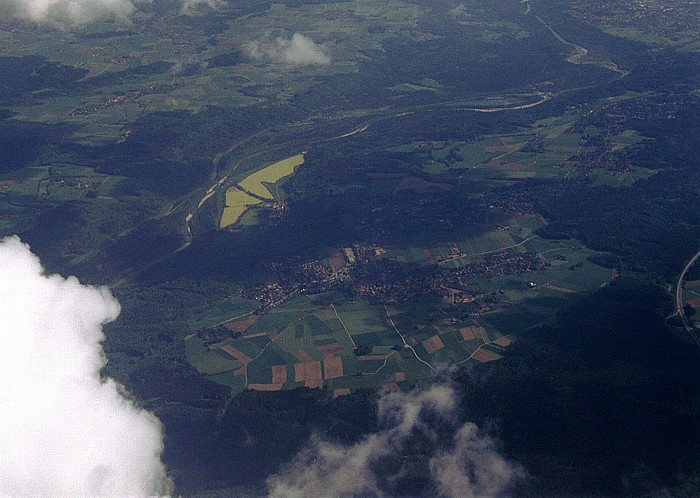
(220, 153), (305, 228)
(220, 188), (262, 228)
(239, 153), (305, 199)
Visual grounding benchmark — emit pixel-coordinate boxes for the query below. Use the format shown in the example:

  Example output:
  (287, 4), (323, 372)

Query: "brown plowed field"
(329, 250), (346, 272)
(500, 162), (525, 170)
(359, 355), (387, 361)
(293, 350), (312, 362)
(472, 349), (501, 363)
(543, 283), (579, 294)
(485, 144), (518, 153)
(224, 315), (259, 333)
(317, 343), (343, 358)
(422, 335), (445, 354)
(494, 336), (513, 347)
(323, 356), (344, 379)
(271, 364), (288, 384)
(460, 327), (476, 341)
(294, 361), (322, 382)
(220, 345), (252, 364)
(248, 383), (282, 391)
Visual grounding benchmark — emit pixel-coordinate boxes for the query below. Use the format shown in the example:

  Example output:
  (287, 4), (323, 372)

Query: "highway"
(674, 249), (700, 345)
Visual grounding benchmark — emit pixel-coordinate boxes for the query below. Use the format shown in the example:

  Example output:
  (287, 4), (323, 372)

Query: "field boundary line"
(331, 303), (356, 348)
(384, 305), (436, 373)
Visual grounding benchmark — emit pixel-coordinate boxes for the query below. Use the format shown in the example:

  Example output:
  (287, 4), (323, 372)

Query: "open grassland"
(414, 110), (616, 183)
(0, 165), (116, 203)
(184, 296), (258, 332)
(590, 166), (657, 187)
(393, 110), (599, 182)
(185, 336), (241, 375)
(384, 216), (544, 269)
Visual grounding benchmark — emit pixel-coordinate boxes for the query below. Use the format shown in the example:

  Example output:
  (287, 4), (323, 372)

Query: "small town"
(239, 242), (546, 314)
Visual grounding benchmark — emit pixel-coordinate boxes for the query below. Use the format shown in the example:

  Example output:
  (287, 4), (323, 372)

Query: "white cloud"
(1, 0), (225, 27)
(267, 432), (387, 498)
(430, 423), (526, 498)
(245, 33), (331, 66)
(0, 236), (172, 497)
(3, 0), (135, 27)
(450, 4), (468, 18)
(267, 384), (524, 498)
(180, 0), (222, 14)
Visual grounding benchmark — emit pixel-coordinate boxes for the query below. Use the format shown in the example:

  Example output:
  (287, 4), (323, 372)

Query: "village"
(239, 242), (546, 314)
(67, 90), (144, 117)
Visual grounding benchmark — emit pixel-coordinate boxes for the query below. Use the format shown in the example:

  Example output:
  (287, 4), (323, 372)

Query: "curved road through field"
(674, 249), (700, 345)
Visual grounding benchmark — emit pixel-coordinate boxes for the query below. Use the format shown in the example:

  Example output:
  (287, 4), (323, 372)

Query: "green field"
(184, 297), (259, 332)
(185, 336), (241, 375)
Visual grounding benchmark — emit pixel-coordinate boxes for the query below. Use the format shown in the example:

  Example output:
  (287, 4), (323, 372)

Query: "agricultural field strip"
(220, 189), (263, 228)
(455, 333), (510, 366)
(331, 302), (398, 378)
(384, 305), (436, 373)
(243, 338), (276, 389)
(439, 236), (537, 264)
(210, 310), (257, 330)
(239, 302), (365, 388)
(457, 140), (531, 186)
(331, 303), (357, 348)
(362, 351), (399, 377)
